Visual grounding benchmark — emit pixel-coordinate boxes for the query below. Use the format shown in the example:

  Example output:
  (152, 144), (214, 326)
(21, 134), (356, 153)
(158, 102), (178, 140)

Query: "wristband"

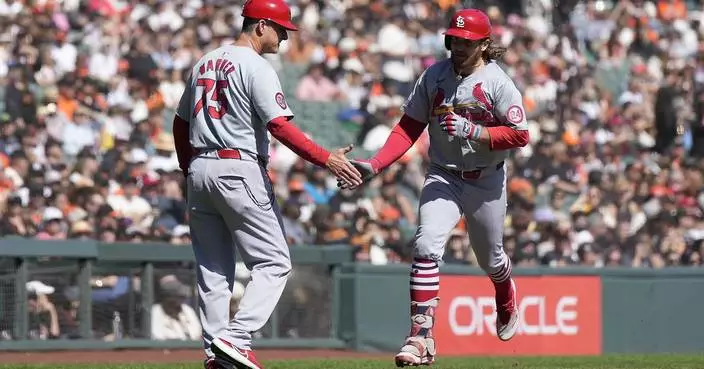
(468, 124), (483, 141)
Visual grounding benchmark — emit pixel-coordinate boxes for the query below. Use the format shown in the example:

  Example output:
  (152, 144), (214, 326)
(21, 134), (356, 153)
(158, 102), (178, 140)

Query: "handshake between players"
(322, 142), (380, 191)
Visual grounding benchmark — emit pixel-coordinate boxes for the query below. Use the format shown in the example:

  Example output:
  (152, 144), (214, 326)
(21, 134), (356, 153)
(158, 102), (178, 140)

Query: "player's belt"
(446, 161), (504, 180)
(214, 148), (243, 159)
(199, 148), (268, 167)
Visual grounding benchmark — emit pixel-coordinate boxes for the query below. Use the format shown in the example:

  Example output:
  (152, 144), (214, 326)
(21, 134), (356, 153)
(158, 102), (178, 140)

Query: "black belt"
(445, 161), (504, 180)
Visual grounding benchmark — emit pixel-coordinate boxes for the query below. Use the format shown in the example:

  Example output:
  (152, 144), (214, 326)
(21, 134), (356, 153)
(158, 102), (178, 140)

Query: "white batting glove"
(440, 113), (483, 141)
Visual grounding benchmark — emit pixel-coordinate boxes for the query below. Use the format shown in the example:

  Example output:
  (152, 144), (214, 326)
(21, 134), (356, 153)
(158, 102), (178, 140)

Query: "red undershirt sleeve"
(486, 126), (530, 151)
(369, 114), (427, 172)
(267, 116), (330, 167)
(172, 115), (194, 173)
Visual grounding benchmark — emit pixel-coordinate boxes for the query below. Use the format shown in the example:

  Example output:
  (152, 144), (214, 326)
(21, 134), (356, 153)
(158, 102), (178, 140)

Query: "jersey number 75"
(193, 78), (228, 119)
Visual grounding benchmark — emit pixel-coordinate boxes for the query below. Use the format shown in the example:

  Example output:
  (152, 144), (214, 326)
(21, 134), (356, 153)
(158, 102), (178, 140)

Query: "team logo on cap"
(275, 92), (287, 109)
(456, 16), (465, 28)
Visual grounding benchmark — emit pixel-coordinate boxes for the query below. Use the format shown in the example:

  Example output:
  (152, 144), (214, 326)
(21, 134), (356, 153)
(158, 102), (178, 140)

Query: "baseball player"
(171, 1), (362, 368)
(339, 9), (528, 367)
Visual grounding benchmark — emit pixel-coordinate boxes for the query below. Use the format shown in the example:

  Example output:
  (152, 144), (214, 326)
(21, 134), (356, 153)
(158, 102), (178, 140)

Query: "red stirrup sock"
(410, 258), (439, 303)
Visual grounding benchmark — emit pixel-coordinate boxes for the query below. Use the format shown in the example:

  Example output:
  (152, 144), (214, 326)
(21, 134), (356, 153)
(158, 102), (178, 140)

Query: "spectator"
(60, 108), (98, 158)
(1, 196), (30, 236)
(151, 276), (200, 341)
(36, 207), (67, 240)
(170, 224), (191, 245)
(69, 220), (94, 240)
(315, 211), (351, 245)
(26, 280), (60, 340)
(303, 167), (336, 205)
(106, 177), (152, 228)
(295, 63), (343, 102)
(0, 0), (701, 270)
(281, 202), (311, 246)
(444, 230), (469, 265)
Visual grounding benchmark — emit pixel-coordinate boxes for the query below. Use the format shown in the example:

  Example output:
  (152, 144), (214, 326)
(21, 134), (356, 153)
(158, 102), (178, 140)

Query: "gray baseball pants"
(187, 153), (291, 355)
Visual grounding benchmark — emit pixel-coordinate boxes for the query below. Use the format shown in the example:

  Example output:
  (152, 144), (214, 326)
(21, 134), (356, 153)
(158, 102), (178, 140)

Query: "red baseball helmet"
(443, 9), (491, 45)
(242, 0), (298, 31)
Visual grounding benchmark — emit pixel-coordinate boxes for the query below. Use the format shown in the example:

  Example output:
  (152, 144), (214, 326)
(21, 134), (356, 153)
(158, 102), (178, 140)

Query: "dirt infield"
(0, 349), (388, 364)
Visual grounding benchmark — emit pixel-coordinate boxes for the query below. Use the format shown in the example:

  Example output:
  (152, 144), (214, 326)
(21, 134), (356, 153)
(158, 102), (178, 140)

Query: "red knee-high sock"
(490, 256), (513, 302)
(410, 258), (439, 303)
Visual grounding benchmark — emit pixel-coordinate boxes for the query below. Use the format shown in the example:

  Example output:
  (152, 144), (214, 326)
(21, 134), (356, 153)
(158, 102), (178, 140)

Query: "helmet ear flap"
(445, 36), (451, 50)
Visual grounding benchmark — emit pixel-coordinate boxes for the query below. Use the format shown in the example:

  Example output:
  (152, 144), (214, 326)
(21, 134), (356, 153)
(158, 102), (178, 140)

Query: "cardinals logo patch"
(506, 105), (524, 124)
(275, 92), (287, 109)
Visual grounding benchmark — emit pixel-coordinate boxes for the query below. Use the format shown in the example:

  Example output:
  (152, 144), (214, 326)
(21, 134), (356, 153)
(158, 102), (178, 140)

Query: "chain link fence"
(259, 264), (333, 340)
(0, 240), (351, 350)
(0, 246), (345, 347)
(89, 268), (142, 340)
(0, 257), (16, 340)
(89, 262), (198, 341)
(27, 259), (81, 340)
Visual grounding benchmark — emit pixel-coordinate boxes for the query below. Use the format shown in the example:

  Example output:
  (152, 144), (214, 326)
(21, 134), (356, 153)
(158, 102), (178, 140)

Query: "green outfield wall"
(0, 238), (703, 355)
(337, 264), (704, 355)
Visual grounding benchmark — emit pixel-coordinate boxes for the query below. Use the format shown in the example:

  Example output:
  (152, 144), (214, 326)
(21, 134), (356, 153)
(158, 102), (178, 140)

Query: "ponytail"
(482, 40), (507, 62)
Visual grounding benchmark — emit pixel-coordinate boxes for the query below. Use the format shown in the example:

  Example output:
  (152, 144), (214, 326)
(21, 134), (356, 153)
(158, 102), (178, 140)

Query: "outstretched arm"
(267, 116), (330, 167)
(247, 61), (361, 187)
(268, 116), (361, 187)
(368, 114), (427, 172)
(341, 66), (431, 187)
(339, 114), (426, 187)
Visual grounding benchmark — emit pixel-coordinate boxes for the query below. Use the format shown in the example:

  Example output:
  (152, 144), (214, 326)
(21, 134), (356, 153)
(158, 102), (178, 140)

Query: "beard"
(450, 50), (482, 74)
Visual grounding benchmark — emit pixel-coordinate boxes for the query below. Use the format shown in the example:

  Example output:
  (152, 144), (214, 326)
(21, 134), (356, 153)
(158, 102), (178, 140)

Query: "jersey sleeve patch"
(275, 92), (287, 110)
(505, 105), (524, 124)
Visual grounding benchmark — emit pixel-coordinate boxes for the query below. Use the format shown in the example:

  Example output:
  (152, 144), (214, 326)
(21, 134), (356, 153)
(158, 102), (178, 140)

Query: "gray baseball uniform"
(402, 59), (527, 272)
(176, 45), (294, 354)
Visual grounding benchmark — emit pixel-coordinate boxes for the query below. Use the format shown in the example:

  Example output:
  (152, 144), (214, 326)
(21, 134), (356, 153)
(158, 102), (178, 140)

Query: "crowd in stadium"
(0, 0), (703, 270)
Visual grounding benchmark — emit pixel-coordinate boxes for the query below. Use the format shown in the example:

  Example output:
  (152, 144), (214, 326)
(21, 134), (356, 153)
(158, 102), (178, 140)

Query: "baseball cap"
(159, 279), (191, 298)
(172, 224), (191, 238)
(71, 220), (93, 235)
(42, 207), (64, 222)
(27, 281), (55, 295)
(128, 148), (149, 164)
(444, 9), (492, 41)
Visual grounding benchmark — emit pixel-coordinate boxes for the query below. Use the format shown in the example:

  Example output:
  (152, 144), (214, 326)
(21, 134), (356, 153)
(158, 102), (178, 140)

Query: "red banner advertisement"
(435, 275), (602, 356)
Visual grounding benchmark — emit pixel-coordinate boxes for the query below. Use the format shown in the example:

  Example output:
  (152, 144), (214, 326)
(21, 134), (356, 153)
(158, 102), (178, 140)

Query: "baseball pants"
(413, 163), (509, 272)
(187, 154), (291, 355)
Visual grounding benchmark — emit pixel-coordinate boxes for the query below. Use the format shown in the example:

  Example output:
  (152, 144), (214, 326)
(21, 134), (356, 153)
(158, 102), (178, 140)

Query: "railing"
(0, 237), (353, 351)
